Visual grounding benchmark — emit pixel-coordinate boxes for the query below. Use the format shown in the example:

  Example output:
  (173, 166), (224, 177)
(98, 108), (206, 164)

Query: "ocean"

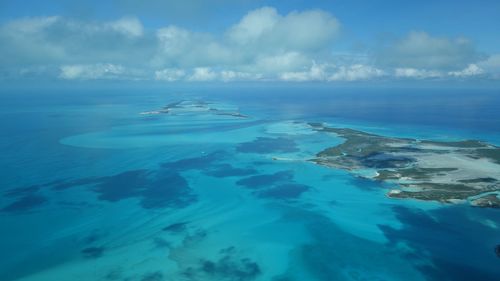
(1, 86), (499, 281)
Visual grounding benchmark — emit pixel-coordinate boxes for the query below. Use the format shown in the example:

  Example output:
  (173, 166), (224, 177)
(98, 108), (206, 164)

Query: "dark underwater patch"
(236, 171), (294, 189)
(140, 172), (196, 209)
(272, 209), (407, 281)
(52, 177), (105, 191)
(182, 247), (261, 281)
(4, 166), (197, 213)
(104, 268), (123, 280)
(205, 164), (257, 178)
(236, 137), (299, 154)
(85, 170), (196, 209)
(4, 185), (40, 198)
(81, 246), (105, 259)
(258, 184), (310, 199)
(153, 237), (170, 248)
(379, 206), (500, 281)
(141, 271), (164, 281)
(1, 194), (47, 213)
(93, 170), (149, 202)
(83, 232), (101, 244)
(163, 222), (188, 233)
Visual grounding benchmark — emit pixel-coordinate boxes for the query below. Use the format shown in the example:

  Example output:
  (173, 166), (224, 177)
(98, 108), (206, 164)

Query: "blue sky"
(1, 0), (500, 83)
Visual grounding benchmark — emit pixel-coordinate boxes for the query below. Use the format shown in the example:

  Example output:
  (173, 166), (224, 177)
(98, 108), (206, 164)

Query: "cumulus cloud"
(227, 7), (340, 52)
(448, 64), (484, 77)
(377, 31), (481, 70)
(59, 64), (126, 80)
(0, 7), (497, 82)
(220, 70), (262, 82)
(107, 17), (144, 38)
(280, 63), (385, 82)
(154, 68), (186, 81)
(154, 26), (235, 68)
(280, 62), (327, 81)
(328, 64), (385, 81)
(251, 52), (310, 73)
(187, 67), (218, 81)
(0, 16), (152, 67)
(477, 54), (500, 79)
(394, 68), (443, 79)
(151, 7), (340, 73)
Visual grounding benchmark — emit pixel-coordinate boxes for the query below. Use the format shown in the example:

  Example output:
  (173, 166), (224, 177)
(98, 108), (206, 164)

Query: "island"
(309, 123), (500, 208)
(140, 100), (249, 118)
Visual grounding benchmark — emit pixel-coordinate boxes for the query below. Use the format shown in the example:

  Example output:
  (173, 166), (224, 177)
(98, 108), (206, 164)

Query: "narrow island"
(309, 123), (500, 208)
(140, 100), (249, 118)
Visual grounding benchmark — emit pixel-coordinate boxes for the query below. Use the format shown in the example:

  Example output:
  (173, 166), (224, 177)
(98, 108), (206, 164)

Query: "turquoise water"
(1, 87), (500, 281)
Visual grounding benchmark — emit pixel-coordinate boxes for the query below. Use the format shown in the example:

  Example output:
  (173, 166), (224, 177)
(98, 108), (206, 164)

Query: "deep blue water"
(0, 86), (499, 281)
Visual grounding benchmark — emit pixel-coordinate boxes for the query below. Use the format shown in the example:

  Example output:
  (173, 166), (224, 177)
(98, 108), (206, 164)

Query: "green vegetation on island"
(309, 123), (500, 208)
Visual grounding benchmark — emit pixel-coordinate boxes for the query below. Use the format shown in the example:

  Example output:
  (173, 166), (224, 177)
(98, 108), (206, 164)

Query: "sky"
(1, 0), (500, 84)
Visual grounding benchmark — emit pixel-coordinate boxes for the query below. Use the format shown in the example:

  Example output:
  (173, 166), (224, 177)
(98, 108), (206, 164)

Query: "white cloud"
(154, 68), (185, 81)
(107, 17), (144, 38)
(0, 8), (497, 82)
(280, 62), (327, 81)
(3, 16), (60, 33)
(280, 63), (385, 82)
(227, 7), (340, 52)
(251, 52), (310, 73)
(395, 68), (443, 79)
(478, 54), (500, 79)
(377, 31), (480, 70)
(187, 67), (217, 81)
(152, 7), (340, 73)
(220, 70), (262, 82)
(154, 25), (235, 68)
(448, 64), (484, 77)
(227, 7), (278, 45)
(59, 63), (134, 80)
(328, 64), (385, 81)
(0, 16), (150, 68)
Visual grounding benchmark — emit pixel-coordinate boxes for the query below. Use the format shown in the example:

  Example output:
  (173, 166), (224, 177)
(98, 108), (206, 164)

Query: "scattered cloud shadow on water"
(379, 205), (500, 281)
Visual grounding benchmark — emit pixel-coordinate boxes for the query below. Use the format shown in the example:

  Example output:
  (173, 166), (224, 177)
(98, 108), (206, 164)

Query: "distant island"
(140, 100), (249, 118)
(309, 123), (500, 208)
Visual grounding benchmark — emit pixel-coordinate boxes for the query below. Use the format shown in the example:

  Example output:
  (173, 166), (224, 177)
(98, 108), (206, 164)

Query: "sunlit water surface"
(1, 87), (500, 281)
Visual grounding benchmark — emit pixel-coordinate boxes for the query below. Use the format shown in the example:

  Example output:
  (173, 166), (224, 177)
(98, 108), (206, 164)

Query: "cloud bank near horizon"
(1, 6), (499, 83)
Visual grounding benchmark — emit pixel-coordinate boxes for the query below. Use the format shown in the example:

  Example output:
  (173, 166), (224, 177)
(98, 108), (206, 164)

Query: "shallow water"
(1, 86), (500, 281)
